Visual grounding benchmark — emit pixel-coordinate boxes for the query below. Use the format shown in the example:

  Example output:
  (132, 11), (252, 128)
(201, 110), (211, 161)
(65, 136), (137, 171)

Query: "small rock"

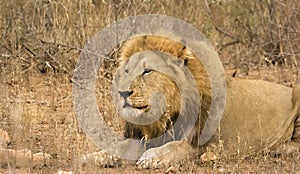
(200, 151), (217, 162)
(57, 170), (73, 174)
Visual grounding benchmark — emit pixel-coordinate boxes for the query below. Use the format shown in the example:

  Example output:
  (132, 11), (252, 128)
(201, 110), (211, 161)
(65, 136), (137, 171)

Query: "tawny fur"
(118, 35), (300, 158)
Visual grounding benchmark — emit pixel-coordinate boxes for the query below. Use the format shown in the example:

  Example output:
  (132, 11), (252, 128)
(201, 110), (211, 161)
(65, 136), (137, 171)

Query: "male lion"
(82, 35), (300, 169)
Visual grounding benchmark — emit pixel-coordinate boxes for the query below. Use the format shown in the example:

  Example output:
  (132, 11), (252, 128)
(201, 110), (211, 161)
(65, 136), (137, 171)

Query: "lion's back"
(219, 78), (294, 156)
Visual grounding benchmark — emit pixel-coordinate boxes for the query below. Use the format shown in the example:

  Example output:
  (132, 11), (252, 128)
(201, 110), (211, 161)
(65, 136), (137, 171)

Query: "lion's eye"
(142, 68), (152, 76)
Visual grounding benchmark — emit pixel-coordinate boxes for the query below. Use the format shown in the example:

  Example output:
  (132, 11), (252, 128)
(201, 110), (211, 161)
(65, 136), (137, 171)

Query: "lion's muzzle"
(118, 90), (133, 108)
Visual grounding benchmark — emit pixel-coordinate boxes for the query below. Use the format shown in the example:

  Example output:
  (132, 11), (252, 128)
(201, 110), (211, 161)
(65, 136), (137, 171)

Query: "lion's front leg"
(137, 140), (195, 169)
(80, 139), (146, 168)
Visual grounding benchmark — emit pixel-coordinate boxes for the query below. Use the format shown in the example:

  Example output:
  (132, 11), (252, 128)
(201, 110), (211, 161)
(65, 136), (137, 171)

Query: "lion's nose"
(118, 90), (133, 99)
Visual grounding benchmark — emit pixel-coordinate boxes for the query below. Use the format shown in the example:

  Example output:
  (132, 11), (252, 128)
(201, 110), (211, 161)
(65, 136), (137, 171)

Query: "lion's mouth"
(134, 105), (149, 110)
(128, 97), (149, 111)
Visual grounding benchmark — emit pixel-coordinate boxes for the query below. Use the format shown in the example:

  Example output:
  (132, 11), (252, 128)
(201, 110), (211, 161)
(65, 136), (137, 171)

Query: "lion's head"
(112, 35), (211, 146)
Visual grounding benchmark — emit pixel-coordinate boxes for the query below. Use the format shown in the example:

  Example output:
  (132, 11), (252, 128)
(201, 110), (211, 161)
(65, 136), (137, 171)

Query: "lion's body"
(219, 78), (295, 156)
(116, 35), (300, 157)
(291, 86), (300, 142)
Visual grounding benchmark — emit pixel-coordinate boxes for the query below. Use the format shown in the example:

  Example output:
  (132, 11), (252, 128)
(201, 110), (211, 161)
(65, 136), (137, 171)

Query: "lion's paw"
(136, 148), (171, 169)
(137, 141), (194, 169)
(137, 156), (170, 169)
(80, 151), (120, 168)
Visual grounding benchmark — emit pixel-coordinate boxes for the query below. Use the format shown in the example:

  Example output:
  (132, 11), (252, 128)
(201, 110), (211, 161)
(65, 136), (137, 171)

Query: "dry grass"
(0, 0), (300, 173)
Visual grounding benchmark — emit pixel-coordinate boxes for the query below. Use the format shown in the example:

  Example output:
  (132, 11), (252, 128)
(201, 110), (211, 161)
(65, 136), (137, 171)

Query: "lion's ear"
(181, 39), (186, 46)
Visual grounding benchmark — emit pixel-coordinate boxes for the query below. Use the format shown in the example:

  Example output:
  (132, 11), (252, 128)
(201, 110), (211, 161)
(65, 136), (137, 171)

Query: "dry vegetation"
(0, 0), (300, 173)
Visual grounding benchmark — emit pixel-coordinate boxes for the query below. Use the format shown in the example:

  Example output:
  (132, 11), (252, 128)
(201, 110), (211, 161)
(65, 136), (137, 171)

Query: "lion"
(81, 35), (300, 169)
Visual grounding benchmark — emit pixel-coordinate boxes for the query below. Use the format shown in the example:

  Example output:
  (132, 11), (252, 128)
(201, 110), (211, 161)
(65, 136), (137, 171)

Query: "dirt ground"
(1, 0), (300, 173)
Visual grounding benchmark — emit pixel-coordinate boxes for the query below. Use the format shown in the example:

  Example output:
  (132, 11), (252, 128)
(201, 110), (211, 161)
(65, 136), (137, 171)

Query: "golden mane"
(118, 35), (212, 146)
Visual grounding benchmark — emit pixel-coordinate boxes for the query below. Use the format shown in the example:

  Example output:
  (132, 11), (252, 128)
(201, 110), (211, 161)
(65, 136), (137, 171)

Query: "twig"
(215, 27), (242, 43)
